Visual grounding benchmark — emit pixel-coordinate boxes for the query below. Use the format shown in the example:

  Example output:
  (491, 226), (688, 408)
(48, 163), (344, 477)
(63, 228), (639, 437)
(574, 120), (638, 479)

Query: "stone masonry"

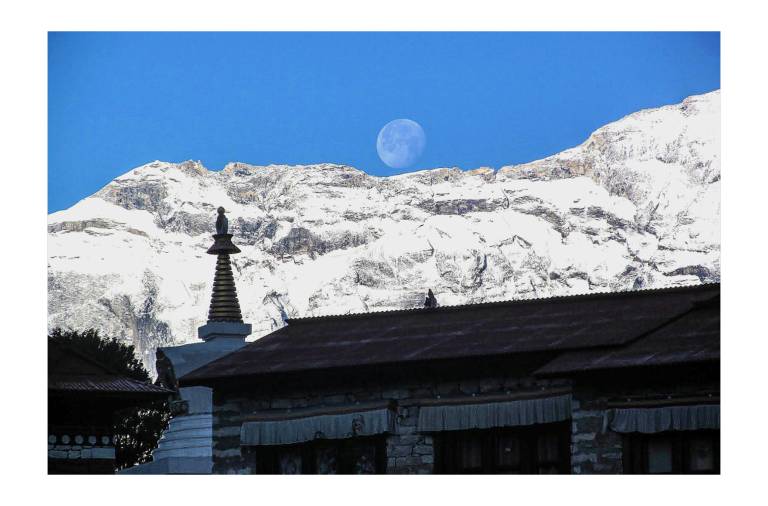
(210, 365), (719, 474)
(212, 374), (571, 474)
(570, 375), (720, 474)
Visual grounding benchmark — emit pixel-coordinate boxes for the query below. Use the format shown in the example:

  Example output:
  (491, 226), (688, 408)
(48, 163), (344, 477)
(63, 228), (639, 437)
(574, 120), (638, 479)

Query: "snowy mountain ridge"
(48, 91), (720, 373)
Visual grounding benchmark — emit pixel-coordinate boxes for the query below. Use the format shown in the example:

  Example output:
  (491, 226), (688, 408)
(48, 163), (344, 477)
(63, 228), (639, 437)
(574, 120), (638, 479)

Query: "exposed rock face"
(47, 91), (720, 374)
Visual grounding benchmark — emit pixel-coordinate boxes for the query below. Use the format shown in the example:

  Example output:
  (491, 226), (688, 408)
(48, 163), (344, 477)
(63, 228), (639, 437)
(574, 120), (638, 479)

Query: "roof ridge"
(285, 282), (720, 325)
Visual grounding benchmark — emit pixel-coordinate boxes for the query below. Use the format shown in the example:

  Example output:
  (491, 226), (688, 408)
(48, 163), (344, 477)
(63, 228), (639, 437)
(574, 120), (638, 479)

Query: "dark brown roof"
(48, 341), (172, 396)
(535, 294), (720, 375)
(181, 283), (720, 384)
(49, 374), (173, 395)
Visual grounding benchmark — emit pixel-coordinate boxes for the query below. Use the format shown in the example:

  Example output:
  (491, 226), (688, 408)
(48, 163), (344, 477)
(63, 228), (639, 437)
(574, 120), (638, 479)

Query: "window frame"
(248, 435), (387, 474)
(622, 429), (720, 474)
(433, 421), (572, 474)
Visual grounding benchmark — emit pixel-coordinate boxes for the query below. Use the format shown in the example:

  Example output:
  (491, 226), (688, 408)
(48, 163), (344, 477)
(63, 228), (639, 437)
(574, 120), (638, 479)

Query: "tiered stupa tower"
(198, 207), (252, 341)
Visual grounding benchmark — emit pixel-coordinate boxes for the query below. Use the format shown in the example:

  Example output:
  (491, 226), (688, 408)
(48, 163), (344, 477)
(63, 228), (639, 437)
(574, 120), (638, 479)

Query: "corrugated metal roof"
(535, 295), (720, 375)
(48, 339), (172, 396)
(49, 374), (173, 395)
(181, 283), (719, 383)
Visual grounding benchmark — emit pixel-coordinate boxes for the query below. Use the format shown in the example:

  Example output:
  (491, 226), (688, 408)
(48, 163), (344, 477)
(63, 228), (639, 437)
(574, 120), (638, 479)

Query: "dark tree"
(48, 328), (171, 471)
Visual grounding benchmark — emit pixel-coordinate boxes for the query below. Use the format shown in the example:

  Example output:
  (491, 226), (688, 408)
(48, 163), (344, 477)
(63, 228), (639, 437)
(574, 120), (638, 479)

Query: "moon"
(376, 119), (426, 169)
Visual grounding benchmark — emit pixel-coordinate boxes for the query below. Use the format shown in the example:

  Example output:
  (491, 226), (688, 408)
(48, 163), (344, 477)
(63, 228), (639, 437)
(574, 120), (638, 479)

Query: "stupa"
(121, 207), (251, 474)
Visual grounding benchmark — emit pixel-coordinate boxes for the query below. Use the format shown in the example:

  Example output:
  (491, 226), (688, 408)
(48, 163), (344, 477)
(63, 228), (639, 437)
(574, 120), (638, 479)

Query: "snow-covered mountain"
(48, 91), (721, 373)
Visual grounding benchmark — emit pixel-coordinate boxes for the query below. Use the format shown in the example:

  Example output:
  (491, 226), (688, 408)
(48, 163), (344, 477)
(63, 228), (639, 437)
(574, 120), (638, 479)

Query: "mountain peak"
(48, 92), (720, 374)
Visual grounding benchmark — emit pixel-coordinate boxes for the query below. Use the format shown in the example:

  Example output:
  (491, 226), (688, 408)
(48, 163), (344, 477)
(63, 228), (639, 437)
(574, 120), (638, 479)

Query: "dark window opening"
(247, 435), (386, 474)
(434, 421), (571, 474)
(623, 430), (720, 474)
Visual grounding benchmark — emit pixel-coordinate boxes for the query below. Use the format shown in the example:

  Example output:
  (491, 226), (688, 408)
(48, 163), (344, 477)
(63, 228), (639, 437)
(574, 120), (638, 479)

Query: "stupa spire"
(205, 207), (243, 323)
(197, 207), (252, 342)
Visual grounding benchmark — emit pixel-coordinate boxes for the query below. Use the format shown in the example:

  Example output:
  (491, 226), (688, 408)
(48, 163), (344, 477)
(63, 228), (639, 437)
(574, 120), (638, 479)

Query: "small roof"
(181, 283), (719, 384)
(49, 341), (172, 396)
(49, 374), (172, 395)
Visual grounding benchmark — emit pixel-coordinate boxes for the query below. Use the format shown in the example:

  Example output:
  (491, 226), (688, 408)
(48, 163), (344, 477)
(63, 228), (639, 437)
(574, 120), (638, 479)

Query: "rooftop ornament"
(424, 289), (438, 309)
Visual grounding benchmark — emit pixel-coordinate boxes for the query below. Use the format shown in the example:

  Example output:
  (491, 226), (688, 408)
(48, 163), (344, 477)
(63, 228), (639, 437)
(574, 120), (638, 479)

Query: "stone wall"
(569, 374), (720, 474)
(212, 374), (571, 474)
(570, 388), (624, 474)
(210, 368), (719, 474)
(386, 405), (434, 474)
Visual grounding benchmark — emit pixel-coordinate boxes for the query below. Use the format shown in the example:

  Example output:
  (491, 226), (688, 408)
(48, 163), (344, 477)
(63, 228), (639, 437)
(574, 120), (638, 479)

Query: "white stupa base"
(198, 321), (252, 341)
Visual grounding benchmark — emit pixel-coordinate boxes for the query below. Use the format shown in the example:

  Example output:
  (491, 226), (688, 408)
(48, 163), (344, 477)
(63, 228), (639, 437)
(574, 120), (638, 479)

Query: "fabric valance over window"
(417, 394), (572, 432)
(609, 404), (720, 434)
(241, 407), (394, 446)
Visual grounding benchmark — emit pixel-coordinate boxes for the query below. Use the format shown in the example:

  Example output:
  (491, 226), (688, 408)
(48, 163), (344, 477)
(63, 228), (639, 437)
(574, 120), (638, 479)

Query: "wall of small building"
(48, 394), (121, 474)
(48, 433), (116, 474)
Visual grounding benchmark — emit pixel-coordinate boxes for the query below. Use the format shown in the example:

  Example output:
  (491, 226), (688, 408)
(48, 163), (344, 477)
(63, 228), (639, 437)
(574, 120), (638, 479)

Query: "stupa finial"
(215, 206), (228, 235)
(207, 207), (240, 255)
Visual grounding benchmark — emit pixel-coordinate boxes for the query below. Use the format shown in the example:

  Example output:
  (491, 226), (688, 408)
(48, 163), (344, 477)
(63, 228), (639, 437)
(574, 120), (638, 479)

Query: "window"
(248, 435), (386, 474)
(434, 421), (571, 474)
(623, 430), (720, 474)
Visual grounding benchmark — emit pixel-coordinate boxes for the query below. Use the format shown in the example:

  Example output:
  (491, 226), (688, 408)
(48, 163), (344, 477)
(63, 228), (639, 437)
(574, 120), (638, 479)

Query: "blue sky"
(48, 32), (720, 212)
